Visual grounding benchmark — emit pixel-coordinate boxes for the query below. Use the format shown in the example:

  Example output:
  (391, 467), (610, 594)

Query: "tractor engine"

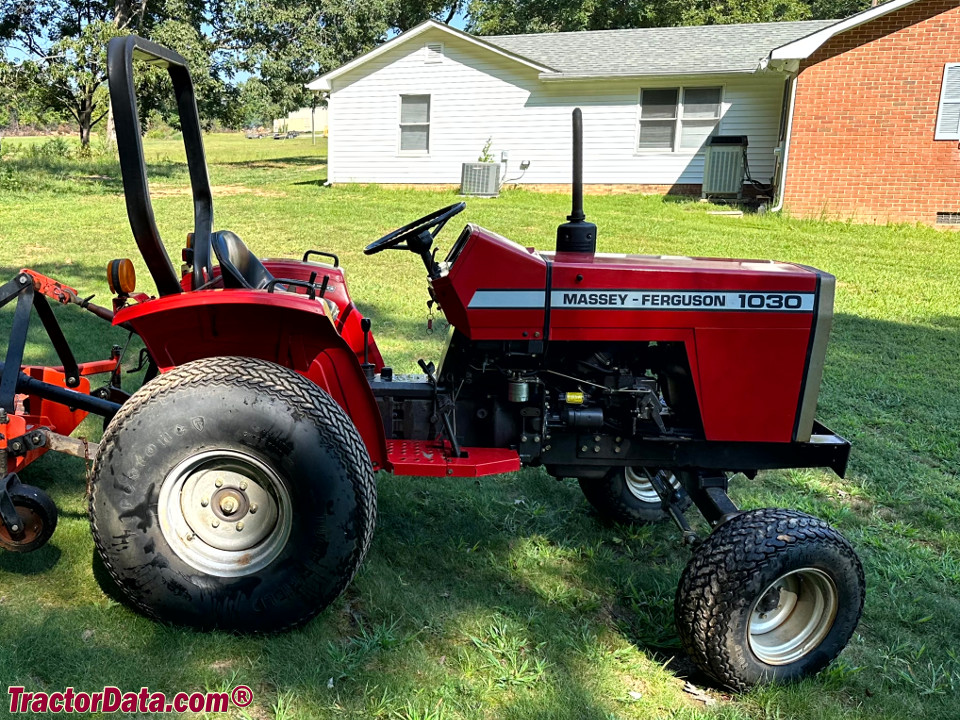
(373, 330), (699, 480)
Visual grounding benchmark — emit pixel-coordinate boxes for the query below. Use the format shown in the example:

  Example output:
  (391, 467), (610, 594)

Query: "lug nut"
(186, 532), (195, 541)
(239, 480), (248, 491)
(219, 496), (239, 515)
(201, 497), (209, 507)
(236, 522), (244, 531)
(249, 504), (258, 514)
(215, 478), (223, 488)
(211, 520), (220, 528)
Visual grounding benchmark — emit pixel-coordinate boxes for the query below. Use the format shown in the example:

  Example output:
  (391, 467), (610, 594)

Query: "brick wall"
(785, 0), (960, 224)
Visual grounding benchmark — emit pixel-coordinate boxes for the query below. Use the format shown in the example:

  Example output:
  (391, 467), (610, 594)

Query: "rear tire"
(579, 468), (690, 524)
(89, 356), (376, 632)
(675, 508), (864, 690)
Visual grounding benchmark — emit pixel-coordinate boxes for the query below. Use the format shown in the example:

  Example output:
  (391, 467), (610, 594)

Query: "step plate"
(386, 440), (521, 478)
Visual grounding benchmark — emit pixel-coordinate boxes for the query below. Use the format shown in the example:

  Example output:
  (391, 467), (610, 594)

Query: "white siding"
(328, 28), (787, 186)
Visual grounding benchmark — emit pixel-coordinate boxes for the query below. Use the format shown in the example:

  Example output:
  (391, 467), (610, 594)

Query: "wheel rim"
(748, 568), (839, 665)
(623, 468), (679, 504)
(0, 505), (42, 550)
(158, 449), (292, 577)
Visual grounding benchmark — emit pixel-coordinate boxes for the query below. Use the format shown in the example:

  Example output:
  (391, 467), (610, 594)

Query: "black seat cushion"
(211, 230), (276, 290)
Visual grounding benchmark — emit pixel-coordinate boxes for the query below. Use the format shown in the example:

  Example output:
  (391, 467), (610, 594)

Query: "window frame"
(397, 94), (431, 156)
(635, 84), (725, 154)
(935, 63), (960, 141)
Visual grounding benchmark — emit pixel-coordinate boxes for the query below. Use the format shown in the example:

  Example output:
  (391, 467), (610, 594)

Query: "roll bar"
(107, 36), (214, 296)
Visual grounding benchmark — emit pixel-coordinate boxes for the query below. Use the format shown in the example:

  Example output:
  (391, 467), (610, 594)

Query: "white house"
(306, 18), (836, 190)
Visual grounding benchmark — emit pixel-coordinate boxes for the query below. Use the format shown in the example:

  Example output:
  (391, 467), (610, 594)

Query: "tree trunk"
(105, 100), (116, 146)
(79, 101), (93, 148)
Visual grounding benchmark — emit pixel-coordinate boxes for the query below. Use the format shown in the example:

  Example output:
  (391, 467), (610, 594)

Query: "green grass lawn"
(0, 133), (958, 719)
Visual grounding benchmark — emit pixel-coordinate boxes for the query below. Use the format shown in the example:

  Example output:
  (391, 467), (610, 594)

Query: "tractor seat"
(210, 230), (340, 322)
(211, 230), (275, 290)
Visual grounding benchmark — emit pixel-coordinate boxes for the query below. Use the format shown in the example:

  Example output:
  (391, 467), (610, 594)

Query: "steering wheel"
(364, 202), (466, 256)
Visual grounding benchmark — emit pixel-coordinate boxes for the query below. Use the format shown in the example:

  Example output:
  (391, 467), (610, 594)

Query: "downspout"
(317, 89), (332, 186)
(772, 73), (798, 213)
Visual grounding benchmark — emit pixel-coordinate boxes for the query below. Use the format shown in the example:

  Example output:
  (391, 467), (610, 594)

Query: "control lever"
(360, 318), (375, 380)
(418, 358), (437, 384)
(417, 359), (463, 458)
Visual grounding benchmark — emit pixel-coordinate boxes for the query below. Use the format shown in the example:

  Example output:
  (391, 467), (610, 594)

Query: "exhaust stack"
(556, 108), (597, 253)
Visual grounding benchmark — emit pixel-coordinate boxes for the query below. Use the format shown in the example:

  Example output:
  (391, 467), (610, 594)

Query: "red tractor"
(0, 37), (864, 691)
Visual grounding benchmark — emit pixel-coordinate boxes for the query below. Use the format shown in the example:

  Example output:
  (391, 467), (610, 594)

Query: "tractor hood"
(431, 224), (834, 445)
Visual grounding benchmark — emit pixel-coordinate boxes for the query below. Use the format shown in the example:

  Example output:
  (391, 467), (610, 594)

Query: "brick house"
(772, 0), (960, 224)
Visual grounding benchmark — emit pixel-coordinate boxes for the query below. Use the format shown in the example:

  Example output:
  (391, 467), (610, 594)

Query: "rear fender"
(114, 292), (388, 469)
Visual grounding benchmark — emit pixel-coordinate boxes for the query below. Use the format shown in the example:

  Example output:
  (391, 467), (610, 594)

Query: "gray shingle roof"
(485, 20), (838, 77)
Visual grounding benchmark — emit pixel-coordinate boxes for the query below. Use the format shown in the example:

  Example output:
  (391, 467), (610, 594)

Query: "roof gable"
(306, 20), (554, 90)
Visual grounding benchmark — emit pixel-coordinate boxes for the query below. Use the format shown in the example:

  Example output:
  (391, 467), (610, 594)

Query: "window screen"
(680, 87), (722, 150)
(638, 88), (678, 150)
(400, 95), (430, 153)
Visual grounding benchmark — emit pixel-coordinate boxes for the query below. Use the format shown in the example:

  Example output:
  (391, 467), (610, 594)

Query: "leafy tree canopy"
(466, 0), (872, 35)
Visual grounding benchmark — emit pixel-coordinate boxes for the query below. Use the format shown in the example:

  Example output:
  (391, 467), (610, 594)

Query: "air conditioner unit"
(460, 162), (500, 197)
(702, 136), (747, 201)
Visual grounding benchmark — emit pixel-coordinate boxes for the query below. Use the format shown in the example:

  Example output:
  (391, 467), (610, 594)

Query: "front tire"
(579, 468), (690, 525)
(675, 508), (864, 690)
(89, 356), (376, 632)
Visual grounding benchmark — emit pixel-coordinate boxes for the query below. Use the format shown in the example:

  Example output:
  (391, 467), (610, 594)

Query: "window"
(935, 64), (960, 140)
(638, 86), (722, 152)
(399, 95), (430, 154)
(425, 42), (443, 64)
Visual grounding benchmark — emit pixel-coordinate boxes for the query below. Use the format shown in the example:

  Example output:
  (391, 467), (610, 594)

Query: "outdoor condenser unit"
(702, 135), (748, 201)
(460, 162), (500, 197)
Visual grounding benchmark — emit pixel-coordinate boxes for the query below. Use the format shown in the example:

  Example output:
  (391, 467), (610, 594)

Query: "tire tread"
(675, 508), (864, 691)
(89, 356), (376, 632)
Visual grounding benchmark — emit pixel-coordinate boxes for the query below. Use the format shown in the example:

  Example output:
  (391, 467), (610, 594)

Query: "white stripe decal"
(468, 290), (545, 308)
(468, 289), (815, 312)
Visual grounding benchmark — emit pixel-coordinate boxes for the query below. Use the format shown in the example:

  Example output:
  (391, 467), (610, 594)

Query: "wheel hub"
(624, 468), (680, 504)
(748, 568), (838, 665)
(0, 506), (42, 550)
(158, 450), (292, 576)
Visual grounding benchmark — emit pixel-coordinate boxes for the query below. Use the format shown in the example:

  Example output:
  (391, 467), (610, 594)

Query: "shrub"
(26, 137), (74, 159)
(0, 164), (24, 191)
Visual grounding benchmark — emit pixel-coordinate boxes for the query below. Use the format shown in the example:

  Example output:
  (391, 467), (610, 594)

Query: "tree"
(466, 0), (869, 35)
(213, 0), (395, 116)
(0, 0), (217, 146)
(233, 77), (278, 128)
(214, 0), (464, 117)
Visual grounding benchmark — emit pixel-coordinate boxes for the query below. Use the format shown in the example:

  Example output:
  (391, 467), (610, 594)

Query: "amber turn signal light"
(107, 258), (136, 295)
